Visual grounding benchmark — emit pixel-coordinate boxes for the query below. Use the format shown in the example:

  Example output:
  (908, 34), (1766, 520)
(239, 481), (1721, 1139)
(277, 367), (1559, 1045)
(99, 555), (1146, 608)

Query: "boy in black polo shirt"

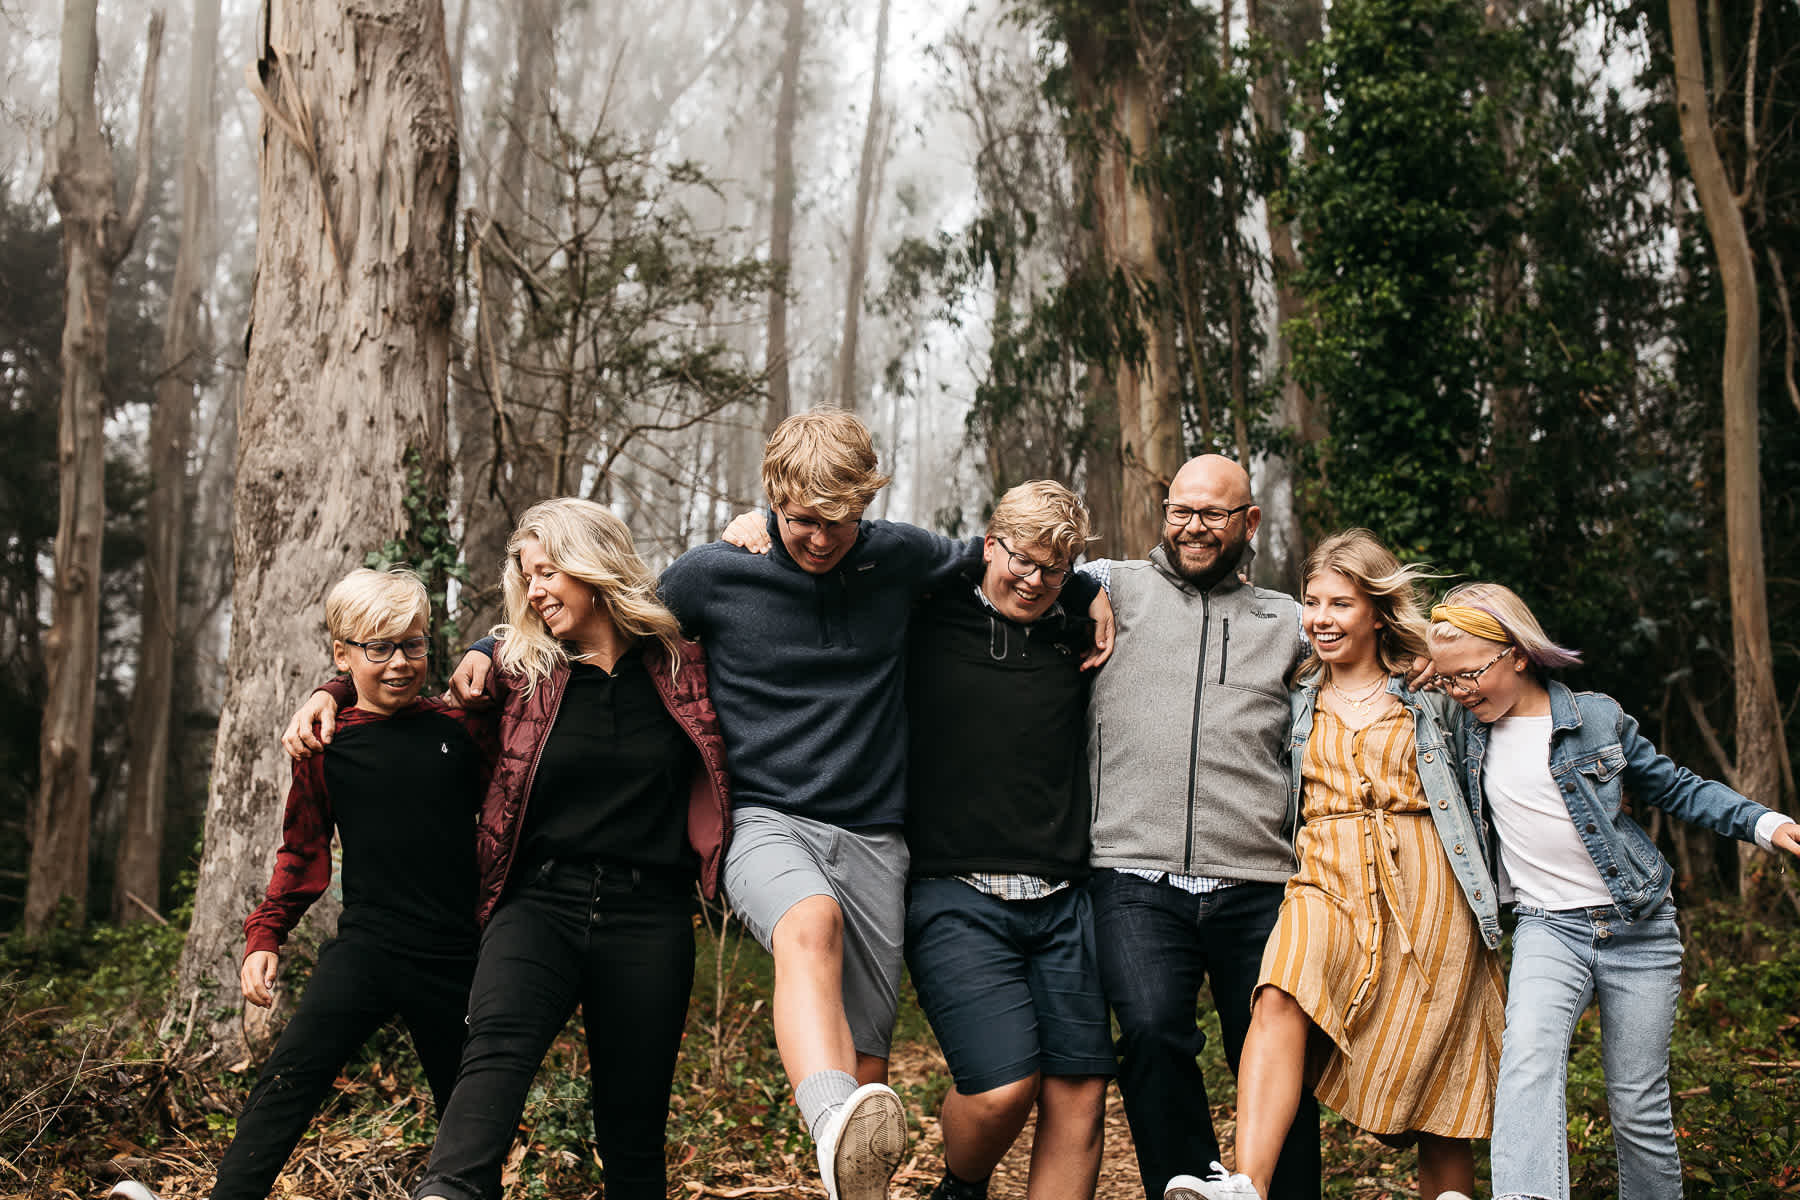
(902, 481), (1112, 1200)
(114, 568), (494, 1200)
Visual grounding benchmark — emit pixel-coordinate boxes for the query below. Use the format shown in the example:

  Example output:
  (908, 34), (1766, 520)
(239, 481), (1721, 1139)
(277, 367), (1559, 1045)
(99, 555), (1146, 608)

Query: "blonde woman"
(286, 499), (730, 1200)
(1428, 583), (1800, 1200)
(1169, 530), (1503, 1200)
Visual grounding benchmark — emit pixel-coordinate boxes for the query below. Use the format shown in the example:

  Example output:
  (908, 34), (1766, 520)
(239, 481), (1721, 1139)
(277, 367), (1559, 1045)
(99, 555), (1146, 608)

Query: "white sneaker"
(816, 1082), (907, 1200)
(109, 1184), (160, 1200)
(1164, 1163), (1261, 1200)
(1436, 1193), (1475, 1200)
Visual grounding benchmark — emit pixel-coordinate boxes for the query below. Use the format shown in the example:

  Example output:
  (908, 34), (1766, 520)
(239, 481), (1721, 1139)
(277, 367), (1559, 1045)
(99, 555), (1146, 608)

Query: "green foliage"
(364, 447), (471, 684)
(1285, 0), (1513, 566)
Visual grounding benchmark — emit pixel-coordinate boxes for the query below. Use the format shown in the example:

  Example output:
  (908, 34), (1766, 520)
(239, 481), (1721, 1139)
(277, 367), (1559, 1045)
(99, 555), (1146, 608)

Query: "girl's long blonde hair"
(1294, 528), (1438, 685)
(492, 498), (684, 693)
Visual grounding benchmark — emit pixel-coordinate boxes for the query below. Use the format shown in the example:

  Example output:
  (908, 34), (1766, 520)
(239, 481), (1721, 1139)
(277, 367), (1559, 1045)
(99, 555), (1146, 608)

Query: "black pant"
(414, 862), (695, 1200)
(211, 935), (475, 1200)
(1089, 870), (1322, 1200)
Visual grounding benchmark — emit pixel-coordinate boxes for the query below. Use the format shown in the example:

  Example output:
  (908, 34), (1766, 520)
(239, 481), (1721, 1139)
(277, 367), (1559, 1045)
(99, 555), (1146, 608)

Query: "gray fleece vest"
(1087, 547), (1303, 882)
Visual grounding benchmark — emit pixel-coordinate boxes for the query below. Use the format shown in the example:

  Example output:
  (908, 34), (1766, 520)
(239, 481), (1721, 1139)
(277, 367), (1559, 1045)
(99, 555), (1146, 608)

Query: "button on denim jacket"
(1288, 675), (1502, 949)
(1455, 679), (1775, 922)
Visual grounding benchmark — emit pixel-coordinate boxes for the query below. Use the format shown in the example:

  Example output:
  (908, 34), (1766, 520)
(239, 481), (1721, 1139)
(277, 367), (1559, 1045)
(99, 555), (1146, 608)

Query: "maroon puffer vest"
(474, 638), (731, 925)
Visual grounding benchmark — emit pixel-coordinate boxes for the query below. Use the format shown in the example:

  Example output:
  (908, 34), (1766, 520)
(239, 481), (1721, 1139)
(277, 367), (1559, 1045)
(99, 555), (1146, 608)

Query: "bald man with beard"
(1081, 456), (1321, 1200)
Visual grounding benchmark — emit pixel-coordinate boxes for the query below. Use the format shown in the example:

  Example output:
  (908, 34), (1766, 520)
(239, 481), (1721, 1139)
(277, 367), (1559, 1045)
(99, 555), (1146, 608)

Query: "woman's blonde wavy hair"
(492, 498), (684, 694)
(1294, 528), (1440, 685)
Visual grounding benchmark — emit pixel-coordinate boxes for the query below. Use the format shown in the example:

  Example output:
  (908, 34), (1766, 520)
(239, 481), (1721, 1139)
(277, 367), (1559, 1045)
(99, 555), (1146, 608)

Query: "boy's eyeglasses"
(777, 509), (856, 537)
(1163, 501), (1251, 530)
(1429, 646), (1513, 694)
(995, 538), (1070, 588)
(344, 636), (430, 664)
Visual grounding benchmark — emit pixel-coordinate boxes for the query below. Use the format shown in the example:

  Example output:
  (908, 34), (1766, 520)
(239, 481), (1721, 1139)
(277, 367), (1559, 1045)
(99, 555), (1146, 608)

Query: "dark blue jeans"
(211, 935), (474, 1200)
(1089, 870), (1321, 1200)
(414, 862), (695, 1200)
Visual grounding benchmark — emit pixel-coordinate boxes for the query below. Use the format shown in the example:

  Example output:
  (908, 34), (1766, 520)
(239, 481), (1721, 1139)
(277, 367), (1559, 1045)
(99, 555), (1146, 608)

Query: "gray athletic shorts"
(723, 805), (909, 1059)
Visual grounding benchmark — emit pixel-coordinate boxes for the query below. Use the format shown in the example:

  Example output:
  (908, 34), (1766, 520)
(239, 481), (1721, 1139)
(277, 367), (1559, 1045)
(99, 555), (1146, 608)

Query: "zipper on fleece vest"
(1219, 617), (1230, 684)
(1183, 593), (1211, 872)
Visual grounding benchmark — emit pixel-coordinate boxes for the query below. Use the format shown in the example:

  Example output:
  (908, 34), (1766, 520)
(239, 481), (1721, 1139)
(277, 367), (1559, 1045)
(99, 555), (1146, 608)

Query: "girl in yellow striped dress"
(1168, 530), (1506, 1200)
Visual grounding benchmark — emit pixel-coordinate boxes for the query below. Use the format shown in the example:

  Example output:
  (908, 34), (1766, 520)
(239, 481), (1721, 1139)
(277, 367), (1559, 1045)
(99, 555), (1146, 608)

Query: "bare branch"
(1768, 246), (1800, 419)
(108, 9), (165, 267)
(1680, 680), (1740, 791)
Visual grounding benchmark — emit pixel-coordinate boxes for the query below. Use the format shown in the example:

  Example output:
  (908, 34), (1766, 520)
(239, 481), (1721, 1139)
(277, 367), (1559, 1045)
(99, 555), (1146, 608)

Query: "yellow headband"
(1431, 604), (1510, 644)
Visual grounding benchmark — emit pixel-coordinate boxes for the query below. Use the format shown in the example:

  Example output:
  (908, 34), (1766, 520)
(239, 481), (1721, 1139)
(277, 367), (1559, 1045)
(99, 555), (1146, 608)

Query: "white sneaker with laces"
(1163, 1163), (1261, 1200)
(815, 1082), (907, 1200)
(108, 1184), (160, 1200)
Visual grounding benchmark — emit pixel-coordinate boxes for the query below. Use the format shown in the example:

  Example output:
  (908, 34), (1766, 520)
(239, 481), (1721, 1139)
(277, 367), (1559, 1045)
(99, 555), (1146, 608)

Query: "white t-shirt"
(1483, 715), (1615, 910)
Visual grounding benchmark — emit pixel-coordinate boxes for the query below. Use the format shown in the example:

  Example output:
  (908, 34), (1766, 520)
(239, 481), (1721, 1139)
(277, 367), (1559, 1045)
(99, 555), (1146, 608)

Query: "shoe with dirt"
(108, 1184), (160, 1200)
(1164, 1163), (1261, 1200)
(816, 1082), (907, 1200)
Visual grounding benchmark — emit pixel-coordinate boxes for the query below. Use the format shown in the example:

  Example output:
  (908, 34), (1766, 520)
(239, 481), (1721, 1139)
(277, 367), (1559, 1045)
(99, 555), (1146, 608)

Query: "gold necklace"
(1328, 672), (1388, 712)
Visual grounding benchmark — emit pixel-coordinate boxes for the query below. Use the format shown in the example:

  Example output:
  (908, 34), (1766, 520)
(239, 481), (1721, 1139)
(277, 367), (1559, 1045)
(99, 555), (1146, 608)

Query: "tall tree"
(116, 0), (221, 925)
(1666, 0), (1786, 870)
(1246, 0), (1322, 591)
(458, 0), (559, 638)
(1064, 7), (1181, 554)
(166, 0), (459, 1056)
(834, 0), (890, 412)
(25, 4), (163, 933)
(765, 0), (804, 435)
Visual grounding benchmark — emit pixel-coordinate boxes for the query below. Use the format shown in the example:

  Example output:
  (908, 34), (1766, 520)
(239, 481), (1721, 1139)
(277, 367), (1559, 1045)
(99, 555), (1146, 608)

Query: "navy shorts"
(903, 877), (1116, 1093)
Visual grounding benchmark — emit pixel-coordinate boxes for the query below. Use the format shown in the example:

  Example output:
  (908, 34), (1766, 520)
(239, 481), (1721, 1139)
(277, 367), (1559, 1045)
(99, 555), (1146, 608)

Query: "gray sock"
(796, 1069), (860, 1144)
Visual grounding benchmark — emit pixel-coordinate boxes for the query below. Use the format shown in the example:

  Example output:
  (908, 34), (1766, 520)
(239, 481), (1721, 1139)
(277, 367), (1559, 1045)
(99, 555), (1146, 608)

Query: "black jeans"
(1089, 870), (1321, 1200)
(414, 862), (695, 1200)
(211, 935), (474, 1200)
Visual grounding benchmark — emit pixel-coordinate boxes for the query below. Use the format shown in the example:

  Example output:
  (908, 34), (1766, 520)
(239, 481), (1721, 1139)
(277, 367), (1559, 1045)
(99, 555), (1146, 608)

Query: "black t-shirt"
(518, 649), (697, 874)
(325, 707), (484, 956)
(903, 582), (1094, 880)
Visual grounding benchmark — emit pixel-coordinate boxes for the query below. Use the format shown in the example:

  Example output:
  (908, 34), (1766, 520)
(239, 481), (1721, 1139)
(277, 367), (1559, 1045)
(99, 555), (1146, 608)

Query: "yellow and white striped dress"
(1257, 702), (1506, 1139)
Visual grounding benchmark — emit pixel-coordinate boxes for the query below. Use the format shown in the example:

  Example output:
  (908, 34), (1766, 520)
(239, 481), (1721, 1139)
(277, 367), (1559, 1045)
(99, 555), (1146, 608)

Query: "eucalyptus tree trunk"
(1247, 0), (1321, 590)
(1666, 0), (1787, 899)
(117, 0), (221, 926)
(459, 0), (558, 636)
(834, 0), (890, 413)
(1069, 33), (1180, 556)
(167, 0), (458, 1058)
(765, 0), (804, 436)
(26, 5), (163, 934)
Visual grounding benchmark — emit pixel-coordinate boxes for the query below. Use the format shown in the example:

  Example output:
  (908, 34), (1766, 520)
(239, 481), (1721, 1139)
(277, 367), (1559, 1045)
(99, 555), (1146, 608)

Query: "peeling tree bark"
(1667, 0), (1787, 904)
(1069, 31), (1180, 557)
(117, 0), (221, 926)
(167, 0), (458, 1058)
(27, 4), (163, 934)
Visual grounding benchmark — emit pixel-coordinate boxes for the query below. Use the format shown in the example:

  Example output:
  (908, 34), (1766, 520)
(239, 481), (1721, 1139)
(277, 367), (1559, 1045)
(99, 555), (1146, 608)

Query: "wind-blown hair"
(761, 407), (892, 519)
(492, 498), (684, 693)
(988, 480), (1093, 567)
(325, 567), (430, 642)
(1427, 581), (1583, 673)
(1295, 528), (1439, 683)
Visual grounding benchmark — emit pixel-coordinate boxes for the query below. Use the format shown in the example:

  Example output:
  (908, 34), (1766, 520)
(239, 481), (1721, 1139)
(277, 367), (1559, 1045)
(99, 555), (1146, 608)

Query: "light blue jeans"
(1491, 898), (1684, 1200)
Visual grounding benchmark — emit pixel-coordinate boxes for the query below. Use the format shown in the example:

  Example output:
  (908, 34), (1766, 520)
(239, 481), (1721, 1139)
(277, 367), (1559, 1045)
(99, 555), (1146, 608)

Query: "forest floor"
(4, 904), (1800, 1199)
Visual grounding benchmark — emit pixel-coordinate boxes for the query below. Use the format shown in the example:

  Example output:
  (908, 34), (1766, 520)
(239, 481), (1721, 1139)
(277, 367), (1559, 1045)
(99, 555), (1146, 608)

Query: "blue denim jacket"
(1289, 676), (1502, 949)
(1455, 679), (1776, 922)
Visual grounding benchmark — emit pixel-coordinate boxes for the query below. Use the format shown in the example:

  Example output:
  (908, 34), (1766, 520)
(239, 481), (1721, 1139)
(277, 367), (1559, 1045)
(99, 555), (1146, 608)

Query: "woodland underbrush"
(0, 903), (1795, 1199)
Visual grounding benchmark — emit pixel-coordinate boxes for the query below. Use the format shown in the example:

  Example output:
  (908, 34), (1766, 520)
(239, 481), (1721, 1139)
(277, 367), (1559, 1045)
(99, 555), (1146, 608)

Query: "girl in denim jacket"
(1427, 583), (1800, 1200)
